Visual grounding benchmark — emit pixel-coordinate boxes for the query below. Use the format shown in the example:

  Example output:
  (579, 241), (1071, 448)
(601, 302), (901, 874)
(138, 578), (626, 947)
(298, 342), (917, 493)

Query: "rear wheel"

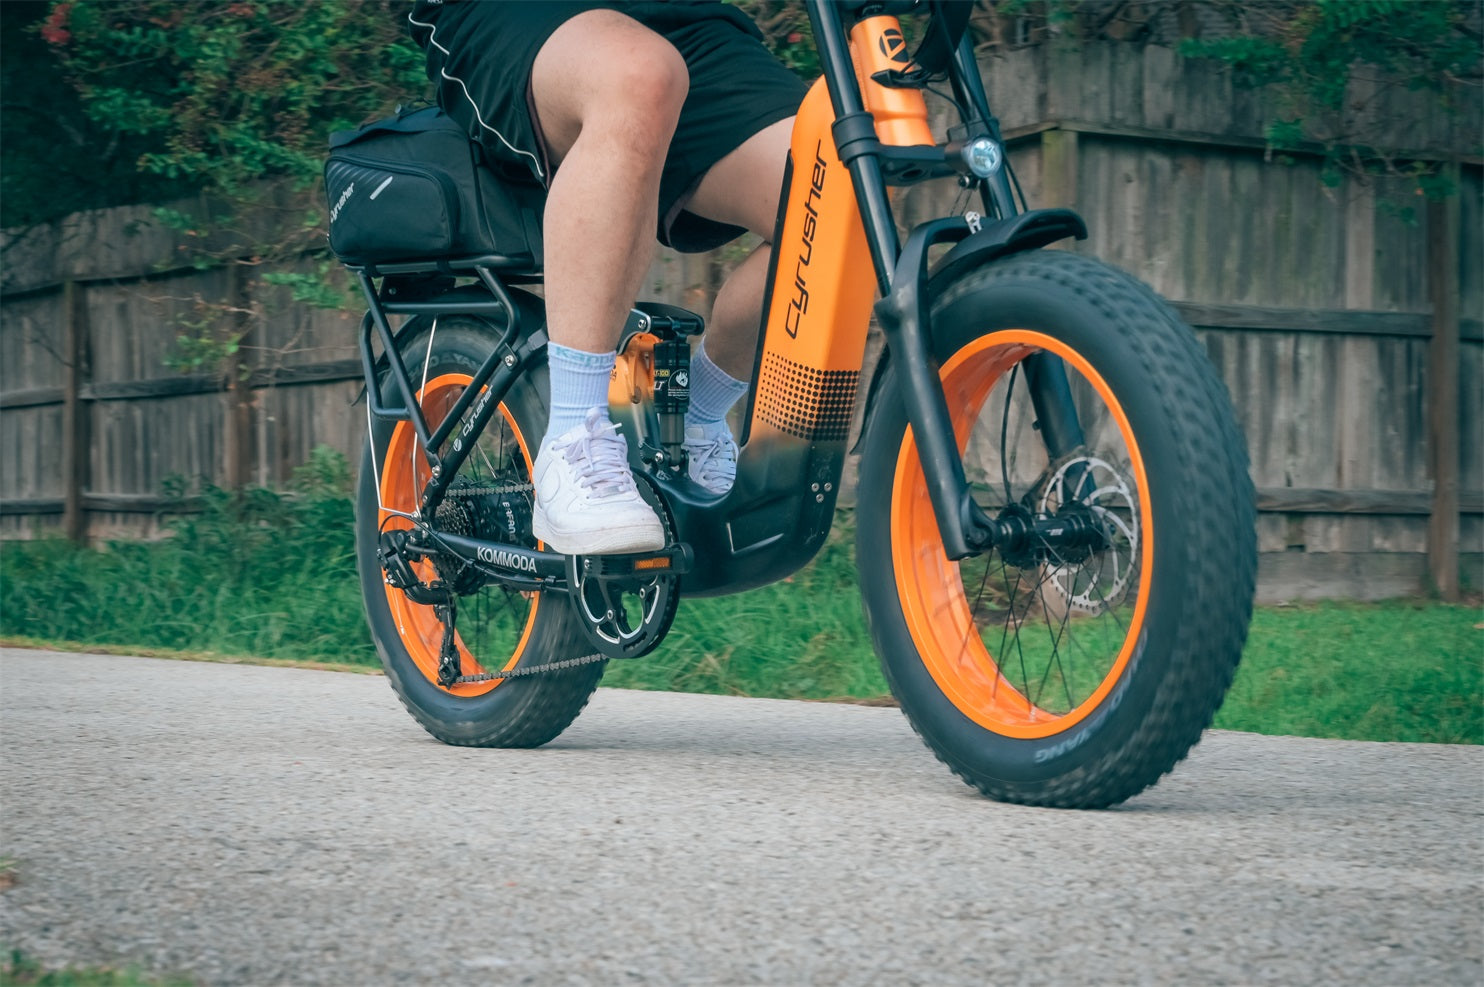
(356, 317), (602, 747)
(858, 251), (1255, 808)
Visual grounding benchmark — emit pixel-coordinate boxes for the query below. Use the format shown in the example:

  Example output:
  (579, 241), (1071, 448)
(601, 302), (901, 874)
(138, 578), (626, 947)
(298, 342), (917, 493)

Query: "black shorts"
(407, 1), (808, 253)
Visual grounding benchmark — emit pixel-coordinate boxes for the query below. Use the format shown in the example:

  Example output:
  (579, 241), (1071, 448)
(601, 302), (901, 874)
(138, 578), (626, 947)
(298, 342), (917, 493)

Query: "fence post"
(1426, 162), (1461, 602)
(61, 280), (91, 542)
(223, 262), (255, 492)
(1041, 127), (1079, 214)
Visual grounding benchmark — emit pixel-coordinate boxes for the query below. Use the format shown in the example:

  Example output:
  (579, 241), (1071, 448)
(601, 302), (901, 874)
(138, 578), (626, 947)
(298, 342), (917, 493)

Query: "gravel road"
(1, 647), (1480, 986)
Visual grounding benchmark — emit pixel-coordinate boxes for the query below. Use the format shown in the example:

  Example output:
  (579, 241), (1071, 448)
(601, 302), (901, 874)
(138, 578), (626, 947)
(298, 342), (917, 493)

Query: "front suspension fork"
(874, 219), (1087, 561)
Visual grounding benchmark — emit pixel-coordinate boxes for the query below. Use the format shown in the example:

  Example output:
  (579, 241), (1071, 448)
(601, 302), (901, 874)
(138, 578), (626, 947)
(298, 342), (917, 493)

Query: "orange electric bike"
(327, 0), (1256, 808)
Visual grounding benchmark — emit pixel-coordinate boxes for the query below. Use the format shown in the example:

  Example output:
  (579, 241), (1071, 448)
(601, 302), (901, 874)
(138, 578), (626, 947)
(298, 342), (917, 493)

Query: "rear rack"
(345, 252), (541, 280)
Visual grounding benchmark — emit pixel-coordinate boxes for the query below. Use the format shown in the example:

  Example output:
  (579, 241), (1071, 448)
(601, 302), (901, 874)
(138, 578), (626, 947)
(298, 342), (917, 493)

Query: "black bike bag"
(324, 106), (543, 266)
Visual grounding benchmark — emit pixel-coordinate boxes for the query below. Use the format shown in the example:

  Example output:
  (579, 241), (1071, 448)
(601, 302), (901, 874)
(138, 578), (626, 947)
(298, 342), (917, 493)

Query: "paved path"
(1, 648), (1480, 985)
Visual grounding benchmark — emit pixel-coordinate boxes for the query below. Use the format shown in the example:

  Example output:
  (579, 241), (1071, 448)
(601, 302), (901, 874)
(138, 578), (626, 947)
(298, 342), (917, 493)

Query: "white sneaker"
(685, 423), (738, 496)
(531, 409), (665, 555)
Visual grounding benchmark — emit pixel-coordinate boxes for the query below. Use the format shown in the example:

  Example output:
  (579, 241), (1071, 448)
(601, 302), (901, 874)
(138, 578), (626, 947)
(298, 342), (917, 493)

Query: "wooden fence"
(2, 41), (1480, 602)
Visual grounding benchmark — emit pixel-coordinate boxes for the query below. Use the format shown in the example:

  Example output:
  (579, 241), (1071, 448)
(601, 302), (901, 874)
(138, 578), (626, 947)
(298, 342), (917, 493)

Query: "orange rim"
(379, 373), (538, 697)
(890, 330), (1154, 739)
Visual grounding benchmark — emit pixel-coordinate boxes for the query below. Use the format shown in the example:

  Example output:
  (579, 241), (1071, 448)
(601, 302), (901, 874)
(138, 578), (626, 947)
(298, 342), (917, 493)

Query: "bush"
(0, 448), (375, 664)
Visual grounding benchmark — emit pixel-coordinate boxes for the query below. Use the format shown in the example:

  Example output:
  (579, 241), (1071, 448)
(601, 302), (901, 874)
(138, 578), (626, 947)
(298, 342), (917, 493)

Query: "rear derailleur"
(378, 528), (463, 686)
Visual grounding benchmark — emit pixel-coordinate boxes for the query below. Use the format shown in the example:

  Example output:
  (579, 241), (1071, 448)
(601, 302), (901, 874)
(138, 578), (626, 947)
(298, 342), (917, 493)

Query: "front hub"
(993, 503), (1111, 570)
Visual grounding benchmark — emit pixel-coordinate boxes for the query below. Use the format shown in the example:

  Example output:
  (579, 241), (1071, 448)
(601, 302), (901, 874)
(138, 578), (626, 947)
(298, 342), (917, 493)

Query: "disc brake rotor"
(1036, 454), (1139, 614)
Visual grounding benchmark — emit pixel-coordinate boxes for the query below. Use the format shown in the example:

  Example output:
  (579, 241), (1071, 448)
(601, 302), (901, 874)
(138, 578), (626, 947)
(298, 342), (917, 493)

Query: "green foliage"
(0, 448), (374, 665)
(729, 0), (819, 78)
(260, 263), (353, 311)
(1180, 0), (1479, 197)
(5, 0), (427, 248)
(1182, 0), (1477, 111)
(157, 288), (254, 379)
(0, 2), (173, 228)
(727, 0), (936, 79)
(0, 950), (194, 987)
(2, 2), (429, 379)
(42, 1), (426, 211)
(1216, 599), (1483, 744)
(292, 444), (355, 498)
(161, 328), (240, 376)
(603, 515), (888, 700)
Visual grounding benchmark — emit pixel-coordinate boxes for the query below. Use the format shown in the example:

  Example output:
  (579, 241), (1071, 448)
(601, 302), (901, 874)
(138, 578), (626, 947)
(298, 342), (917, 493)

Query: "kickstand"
(434, 593), (460, 687)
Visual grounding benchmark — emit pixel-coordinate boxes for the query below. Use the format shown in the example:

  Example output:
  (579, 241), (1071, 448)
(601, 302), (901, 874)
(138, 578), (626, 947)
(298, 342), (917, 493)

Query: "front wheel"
(857, 251), (1256, 808)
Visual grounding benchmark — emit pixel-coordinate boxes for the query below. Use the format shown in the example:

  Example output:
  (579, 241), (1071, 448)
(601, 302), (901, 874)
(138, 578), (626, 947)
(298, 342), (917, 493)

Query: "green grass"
(2, 454), (1479, 744)
(0, 452), (377, 669)
(612, 538), (1482, 744)
(1216, 598), (1482, 744)
(599, 524), (888, 701)
(0, 950), (193, 987)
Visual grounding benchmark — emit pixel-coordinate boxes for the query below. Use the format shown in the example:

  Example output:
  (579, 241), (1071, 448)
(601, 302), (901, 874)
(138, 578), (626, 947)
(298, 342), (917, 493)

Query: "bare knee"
(532, 12), (689, 164)
(596, 48), (689, 139)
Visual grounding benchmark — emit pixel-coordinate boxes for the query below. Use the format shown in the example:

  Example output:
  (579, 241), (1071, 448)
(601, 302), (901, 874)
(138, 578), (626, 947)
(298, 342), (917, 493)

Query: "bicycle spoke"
(950, 350), (1153, 719)
(998, 364), (1019, 506)
(1035, 564), (1078, 712)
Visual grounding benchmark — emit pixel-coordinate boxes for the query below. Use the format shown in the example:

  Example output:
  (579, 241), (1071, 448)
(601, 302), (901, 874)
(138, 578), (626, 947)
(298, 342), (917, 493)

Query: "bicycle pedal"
(577, 544), (692, 578)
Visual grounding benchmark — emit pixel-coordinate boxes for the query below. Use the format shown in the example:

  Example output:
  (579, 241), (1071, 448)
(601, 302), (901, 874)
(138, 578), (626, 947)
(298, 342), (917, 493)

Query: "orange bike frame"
(643, 14), (937, 595)
(355, 3), (1087, 597)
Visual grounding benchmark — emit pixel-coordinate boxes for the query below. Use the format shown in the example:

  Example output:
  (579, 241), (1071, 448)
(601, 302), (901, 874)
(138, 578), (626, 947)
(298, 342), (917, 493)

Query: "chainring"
(564, 476), (681, 660)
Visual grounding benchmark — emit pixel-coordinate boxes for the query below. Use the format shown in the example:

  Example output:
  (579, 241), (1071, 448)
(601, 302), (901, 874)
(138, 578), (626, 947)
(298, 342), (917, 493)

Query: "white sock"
(545, 342), (614, 440)
(686, 338), (748, 436)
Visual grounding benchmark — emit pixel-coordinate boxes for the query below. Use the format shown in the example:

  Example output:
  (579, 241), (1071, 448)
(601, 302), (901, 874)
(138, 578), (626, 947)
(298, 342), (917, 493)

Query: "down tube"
(669, 80), (879, 597)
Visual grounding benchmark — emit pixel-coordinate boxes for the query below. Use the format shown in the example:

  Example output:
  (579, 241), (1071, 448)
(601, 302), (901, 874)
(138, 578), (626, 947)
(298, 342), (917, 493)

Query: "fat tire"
(356, 318), (603, 748)
(857, 251), (1256, 808)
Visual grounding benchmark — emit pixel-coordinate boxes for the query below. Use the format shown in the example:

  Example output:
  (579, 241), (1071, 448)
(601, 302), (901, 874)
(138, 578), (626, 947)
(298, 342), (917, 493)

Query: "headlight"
(962, 137), (1003, 178)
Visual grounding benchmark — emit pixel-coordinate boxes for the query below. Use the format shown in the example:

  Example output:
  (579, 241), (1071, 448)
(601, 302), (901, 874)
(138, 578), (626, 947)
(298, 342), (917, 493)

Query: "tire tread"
(867, 251), (1256, 808)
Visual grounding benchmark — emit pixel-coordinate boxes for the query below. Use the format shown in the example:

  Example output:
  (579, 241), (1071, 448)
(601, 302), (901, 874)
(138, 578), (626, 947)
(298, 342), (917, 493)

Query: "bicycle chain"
(442, 481), (605, 681)
(452, 649), (609, 684)
(437, 480), (611, 681)
(445, 481), (533, 498)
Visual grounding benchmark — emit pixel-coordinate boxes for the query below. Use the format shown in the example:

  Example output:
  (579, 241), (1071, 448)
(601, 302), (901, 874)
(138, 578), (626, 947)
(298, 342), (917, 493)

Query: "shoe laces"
(555, 409), (638, 499)
(687, 431), (737, 489)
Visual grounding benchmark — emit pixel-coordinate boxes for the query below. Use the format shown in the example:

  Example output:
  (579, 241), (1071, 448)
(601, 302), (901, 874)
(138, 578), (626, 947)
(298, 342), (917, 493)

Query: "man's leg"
(525, 11), (688, 554)
(671, 118), (794, 494)
(684, 117), (793, 379)
(531, 10), (688, 357)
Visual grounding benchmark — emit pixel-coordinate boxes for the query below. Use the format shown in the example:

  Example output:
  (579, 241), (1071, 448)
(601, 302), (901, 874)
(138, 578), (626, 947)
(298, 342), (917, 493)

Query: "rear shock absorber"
(653, 336), (691, 469)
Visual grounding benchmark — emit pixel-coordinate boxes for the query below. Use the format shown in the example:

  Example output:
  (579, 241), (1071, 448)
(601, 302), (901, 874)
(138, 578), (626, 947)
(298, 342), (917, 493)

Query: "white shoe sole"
(531, 509), (665, 556)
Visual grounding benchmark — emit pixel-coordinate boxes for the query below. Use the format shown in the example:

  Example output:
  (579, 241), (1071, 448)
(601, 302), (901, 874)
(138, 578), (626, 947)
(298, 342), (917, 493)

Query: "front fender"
(851, 207), (1087, 452)
(927, 207), (1086, 292)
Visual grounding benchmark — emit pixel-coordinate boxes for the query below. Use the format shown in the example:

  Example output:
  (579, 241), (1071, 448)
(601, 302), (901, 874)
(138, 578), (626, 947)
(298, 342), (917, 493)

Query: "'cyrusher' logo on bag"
(329, 182), (355, 224)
